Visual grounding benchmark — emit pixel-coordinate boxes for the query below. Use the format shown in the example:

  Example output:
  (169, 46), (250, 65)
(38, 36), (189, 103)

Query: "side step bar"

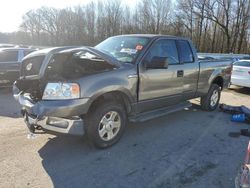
(129, 101), (192, 123)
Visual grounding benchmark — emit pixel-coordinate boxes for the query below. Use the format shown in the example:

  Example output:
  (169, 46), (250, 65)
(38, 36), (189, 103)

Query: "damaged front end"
(13, 47), (119, 135)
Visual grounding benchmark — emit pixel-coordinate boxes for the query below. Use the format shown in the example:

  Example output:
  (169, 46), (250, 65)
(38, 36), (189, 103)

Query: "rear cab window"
(0, 50), (18, 62)
(177, 40), (194, 63)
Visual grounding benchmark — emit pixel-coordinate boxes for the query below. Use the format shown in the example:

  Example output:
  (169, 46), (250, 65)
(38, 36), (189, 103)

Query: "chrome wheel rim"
(98, 111), (121, 141)
(210, 90), (219, 107)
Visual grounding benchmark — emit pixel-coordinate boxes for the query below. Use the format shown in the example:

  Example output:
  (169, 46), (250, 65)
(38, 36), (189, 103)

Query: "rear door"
(138, 38), (185, 112)
(176, 40), (199, 100)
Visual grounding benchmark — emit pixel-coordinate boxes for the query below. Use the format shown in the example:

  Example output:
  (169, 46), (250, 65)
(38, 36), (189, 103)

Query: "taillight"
(248, 71), (250, 75)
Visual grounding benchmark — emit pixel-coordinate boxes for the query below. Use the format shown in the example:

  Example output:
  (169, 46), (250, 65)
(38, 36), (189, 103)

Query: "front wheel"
(85, 100), (127, 148)
(200, 84), (221, 111)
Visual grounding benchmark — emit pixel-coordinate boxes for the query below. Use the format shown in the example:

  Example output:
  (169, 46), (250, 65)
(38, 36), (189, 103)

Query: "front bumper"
(13, 83), (90, 135)
(24, 113), (84, 135)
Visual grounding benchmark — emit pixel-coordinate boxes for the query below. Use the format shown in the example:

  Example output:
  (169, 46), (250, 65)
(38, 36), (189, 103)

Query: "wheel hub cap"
(98, 111), (121, 141)
(210, 90), (219, 107)
(105, 121), (113, 131)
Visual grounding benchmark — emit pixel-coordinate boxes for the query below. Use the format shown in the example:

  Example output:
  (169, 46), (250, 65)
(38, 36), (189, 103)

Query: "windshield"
(95, 36), (150, 63)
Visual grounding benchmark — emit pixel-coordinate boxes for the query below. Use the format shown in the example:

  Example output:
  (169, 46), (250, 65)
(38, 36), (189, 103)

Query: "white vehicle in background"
(231, 60), (250, 88)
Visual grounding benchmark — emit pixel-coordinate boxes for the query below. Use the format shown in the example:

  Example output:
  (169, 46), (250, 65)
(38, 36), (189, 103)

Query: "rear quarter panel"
(197, 60), (232, 96)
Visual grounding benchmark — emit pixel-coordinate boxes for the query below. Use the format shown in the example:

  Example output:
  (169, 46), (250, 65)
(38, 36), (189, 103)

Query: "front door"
(137, 39), (184, 112)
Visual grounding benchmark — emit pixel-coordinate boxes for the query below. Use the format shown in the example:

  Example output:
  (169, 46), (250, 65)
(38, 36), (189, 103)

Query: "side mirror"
(145, 56), (168, 69)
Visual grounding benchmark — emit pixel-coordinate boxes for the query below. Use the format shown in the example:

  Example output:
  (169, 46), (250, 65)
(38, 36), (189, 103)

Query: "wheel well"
(212, 76), (223, 89)
(87, 91), (132, 115)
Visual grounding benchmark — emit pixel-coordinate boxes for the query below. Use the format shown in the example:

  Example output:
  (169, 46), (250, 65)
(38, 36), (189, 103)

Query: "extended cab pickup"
(13, 35), (232, 148)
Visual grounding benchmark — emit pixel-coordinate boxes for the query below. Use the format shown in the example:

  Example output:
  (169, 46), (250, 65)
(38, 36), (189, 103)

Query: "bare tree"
(12, 0), (249, 54)
(138, 0), (172, 34)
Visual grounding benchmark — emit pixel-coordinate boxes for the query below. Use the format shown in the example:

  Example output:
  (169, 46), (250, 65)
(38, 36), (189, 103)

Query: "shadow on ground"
(38, 104), (244, 188)
(0, 87), (21, 118)
(228, 86), (250, 95)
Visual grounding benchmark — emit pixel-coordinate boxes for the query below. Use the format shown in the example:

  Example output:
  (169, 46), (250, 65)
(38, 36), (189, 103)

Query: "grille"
(21, 55), (45, 77)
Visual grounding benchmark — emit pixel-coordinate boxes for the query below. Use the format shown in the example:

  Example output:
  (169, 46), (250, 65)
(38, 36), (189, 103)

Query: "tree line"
(1, 0), (250, 53)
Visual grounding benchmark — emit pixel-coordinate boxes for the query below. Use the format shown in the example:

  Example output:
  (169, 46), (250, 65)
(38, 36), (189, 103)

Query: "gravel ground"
(0, 86), (250, 188)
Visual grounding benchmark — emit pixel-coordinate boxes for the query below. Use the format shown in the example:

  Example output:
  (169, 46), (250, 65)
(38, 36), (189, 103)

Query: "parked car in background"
(0, 44), (16, 48)
(231, 60), (250, 88)
(14, 34), (232, 148)
(0, 48), (36, 85)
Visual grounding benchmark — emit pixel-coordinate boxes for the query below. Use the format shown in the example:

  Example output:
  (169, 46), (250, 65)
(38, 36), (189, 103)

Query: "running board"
(129, 101), (192, 123)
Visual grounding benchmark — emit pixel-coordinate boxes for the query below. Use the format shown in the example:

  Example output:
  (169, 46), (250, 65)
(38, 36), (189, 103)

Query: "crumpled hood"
(56, 46), (121, 68)
(20, 46), (120, 80)
(16, 46), (123, 100)
(44, 46), (121, 80)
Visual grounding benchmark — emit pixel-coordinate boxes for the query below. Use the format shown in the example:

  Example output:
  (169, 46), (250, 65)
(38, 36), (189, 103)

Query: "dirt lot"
(0, 86), (250, 188)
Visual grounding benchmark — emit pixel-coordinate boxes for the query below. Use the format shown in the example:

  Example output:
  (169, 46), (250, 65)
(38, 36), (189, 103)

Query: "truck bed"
(197, 59), (232, 94)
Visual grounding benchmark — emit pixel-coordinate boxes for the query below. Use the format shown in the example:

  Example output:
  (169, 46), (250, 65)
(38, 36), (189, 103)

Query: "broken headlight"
(42, 83), (80, 100)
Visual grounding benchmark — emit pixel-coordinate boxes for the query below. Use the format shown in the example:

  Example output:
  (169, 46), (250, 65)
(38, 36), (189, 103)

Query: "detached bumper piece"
(23, 111), (84, 135)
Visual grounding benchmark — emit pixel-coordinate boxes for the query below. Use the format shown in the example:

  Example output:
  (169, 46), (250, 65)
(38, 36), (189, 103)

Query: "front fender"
(88, 77), (135, 99)
(78, 67), (138, 104)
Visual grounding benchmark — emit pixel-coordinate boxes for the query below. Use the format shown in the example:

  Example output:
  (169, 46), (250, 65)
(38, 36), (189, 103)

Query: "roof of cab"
(112, 34), (189, 40)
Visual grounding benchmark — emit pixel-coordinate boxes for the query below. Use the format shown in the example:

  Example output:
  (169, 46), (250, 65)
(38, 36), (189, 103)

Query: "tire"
(200, 84), (221, 111)
(85, 100), (127, 148)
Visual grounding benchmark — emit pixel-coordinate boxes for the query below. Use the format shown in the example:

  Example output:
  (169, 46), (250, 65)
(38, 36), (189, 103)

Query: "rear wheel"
(85, 100), (127, 148)
(200, 84), (221, 111)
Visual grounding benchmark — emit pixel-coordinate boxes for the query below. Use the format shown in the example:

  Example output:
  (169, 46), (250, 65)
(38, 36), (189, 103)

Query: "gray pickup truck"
(13, 35), (232, 148)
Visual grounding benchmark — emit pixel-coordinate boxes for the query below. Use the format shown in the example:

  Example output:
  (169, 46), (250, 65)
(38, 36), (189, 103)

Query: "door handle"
(177, 70), (184, 77)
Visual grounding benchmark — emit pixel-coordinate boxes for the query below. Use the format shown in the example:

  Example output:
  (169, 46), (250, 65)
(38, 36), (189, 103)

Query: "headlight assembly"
(42, 83), (80, 100)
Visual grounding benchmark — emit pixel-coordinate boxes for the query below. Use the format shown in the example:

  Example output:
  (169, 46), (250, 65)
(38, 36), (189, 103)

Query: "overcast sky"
(0, 0), (138, 33)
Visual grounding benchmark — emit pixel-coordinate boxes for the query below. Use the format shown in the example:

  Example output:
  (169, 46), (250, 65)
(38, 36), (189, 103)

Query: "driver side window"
(144, 39), (179, 66)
